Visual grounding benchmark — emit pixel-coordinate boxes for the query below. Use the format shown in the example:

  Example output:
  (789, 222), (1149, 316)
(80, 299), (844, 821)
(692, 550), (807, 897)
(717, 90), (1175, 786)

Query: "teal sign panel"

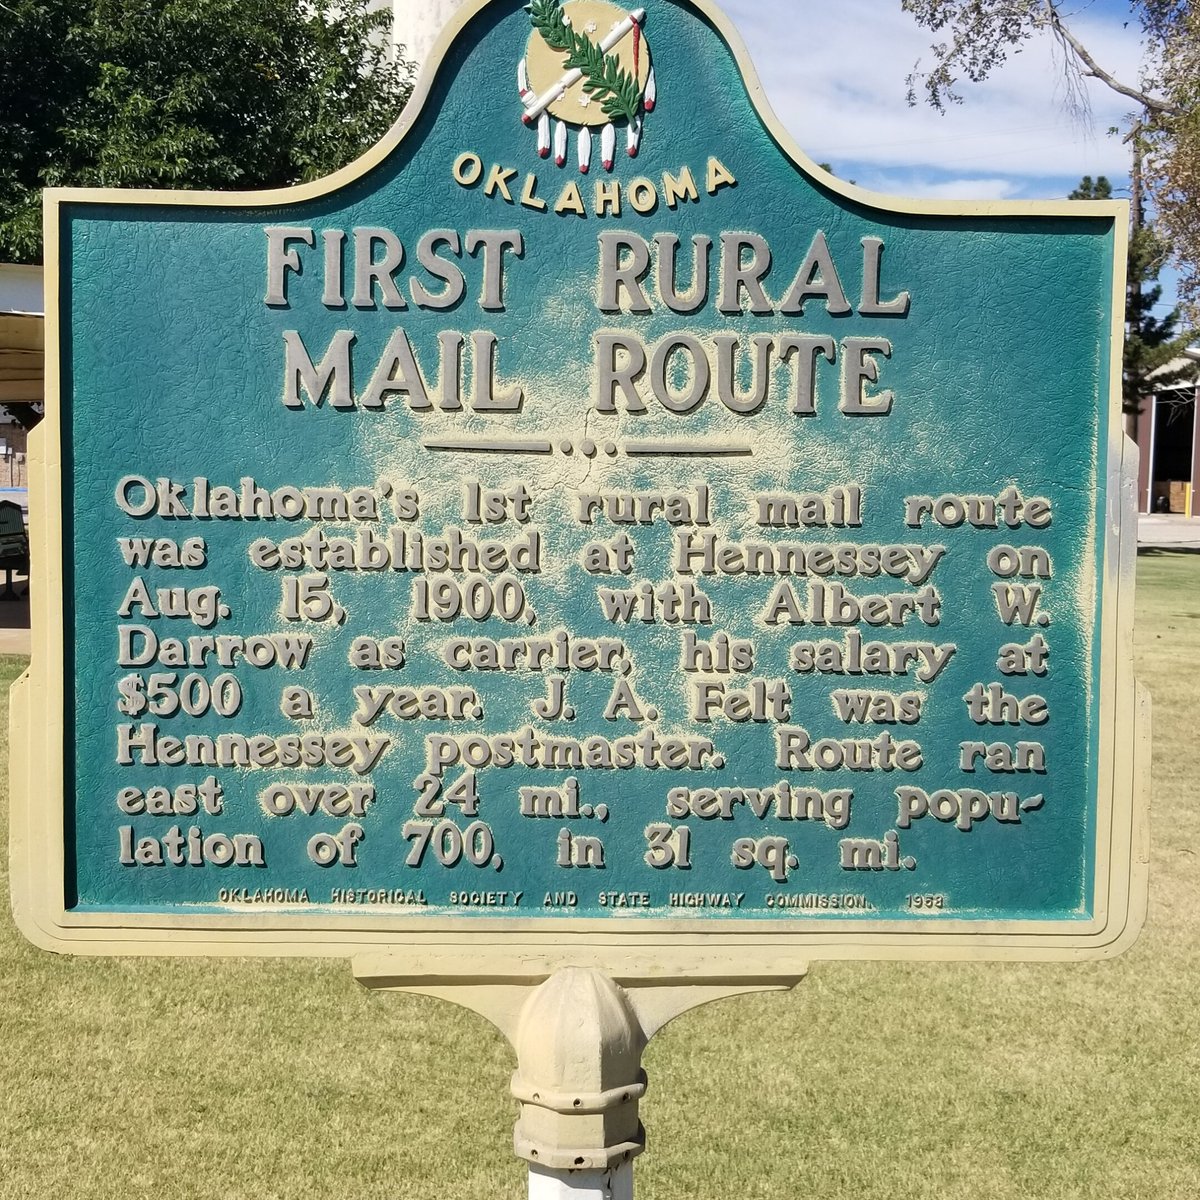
(26, 0), (1145, 956)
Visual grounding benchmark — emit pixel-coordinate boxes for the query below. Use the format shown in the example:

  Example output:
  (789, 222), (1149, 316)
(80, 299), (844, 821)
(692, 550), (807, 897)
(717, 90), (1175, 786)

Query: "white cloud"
(858, 174), (1027, 201)
(719, 0), (1143, 194)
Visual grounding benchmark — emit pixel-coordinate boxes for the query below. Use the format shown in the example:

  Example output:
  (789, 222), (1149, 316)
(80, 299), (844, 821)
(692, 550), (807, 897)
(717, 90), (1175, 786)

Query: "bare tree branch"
(1043, 2), (1176, 115)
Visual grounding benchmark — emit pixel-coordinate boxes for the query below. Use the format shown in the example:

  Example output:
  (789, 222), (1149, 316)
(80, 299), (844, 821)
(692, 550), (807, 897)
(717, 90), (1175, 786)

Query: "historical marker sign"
(12, 0), (1148, 964)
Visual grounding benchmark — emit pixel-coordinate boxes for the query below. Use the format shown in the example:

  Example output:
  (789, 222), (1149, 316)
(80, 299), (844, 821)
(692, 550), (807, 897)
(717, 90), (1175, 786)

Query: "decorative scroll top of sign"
(10, 0), (1147, 969)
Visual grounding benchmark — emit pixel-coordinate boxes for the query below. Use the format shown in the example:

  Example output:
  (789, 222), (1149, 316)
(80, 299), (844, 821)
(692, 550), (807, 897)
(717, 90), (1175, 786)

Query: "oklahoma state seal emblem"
(520, 1), (655, 171)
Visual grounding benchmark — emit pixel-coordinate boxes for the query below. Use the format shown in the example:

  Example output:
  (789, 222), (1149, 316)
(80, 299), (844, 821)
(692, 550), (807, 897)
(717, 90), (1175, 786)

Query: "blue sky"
(720, 0), (1145, 203)
(716, 0), (1188, 315)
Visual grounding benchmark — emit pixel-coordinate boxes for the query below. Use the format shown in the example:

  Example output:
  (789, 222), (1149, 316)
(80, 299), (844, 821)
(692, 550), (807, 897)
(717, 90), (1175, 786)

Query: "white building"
(1134, 349), (1200, 515)
(0, 264), (42, 492)
(384, 0), (464, 69)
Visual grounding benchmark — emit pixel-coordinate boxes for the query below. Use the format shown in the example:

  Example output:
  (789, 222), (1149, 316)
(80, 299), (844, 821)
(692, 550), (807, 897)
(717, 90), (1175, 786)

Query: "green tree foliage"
(1124, 223), (1196, 412)
(1070, 175), (1195, 413)
(902, 0), (1200, 325)
(0, 0), (411, 264)
(1068, 175), (1114, 202)
(1143, 4), (1200, 320)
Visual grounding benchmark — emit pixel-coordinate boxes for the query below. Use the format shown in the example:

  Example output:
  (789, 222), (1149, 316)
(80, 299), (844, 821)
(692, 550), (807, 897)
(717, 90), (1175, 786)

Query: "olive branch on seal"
(525, 0), (642, 122)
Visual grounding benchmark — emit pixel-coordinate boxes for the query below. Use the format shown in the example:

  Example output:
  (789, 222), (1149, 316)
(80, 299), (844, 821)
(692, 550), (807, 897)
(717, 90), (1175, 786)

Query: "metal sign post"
(12, 1), (1148, 1193)
(354, 953), (806, 1196)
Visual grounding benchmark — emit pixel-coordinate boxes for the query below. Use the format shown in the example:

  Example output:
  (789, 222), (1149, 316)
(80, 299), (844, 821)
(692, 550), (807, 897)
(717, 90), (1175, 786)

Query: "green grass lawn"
(2, 555), (1198, 1199)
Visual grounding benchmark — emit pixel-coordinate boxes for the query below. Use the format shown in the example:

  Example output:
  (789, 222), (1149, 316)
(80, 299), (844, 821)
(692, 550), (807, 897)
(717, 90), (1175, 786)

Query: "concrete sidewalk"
(1138, 513), (1200, 551)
